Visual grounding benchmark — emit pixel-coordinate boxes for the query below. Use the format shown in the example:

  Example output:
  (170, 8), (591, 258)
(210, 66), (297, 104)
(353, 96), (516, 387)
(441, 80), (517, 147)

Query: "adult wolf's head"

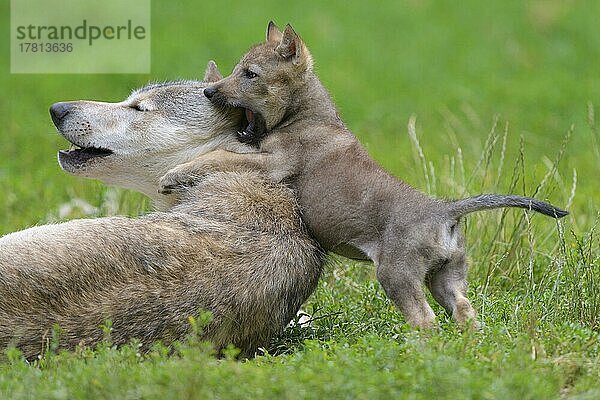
(203, 22), (313, 139)
(50, 62), (246, 207)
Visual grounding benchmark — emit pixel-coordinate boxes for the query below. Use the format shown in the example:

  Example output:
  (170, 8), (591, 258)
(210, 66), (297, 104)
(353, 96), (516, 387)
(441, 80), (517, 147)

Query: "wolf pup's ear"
(203, 60), (222, 83)
(266, 21), (283, 43)
(276, 24), (313, 69)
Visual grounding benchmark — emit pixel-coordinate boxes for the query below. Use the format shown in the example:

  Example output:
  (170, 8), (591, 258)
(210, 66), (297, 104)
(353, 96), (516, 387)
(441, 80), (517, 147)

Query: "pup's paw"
(158, 150), (237, 194)
(158, 165), (209, 194)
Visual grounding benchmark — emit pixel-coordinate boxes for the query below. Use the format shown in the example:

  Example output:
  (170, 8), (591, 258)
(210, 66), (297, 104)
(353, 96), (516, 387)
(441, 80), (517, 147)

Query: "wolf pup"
(0, 63), (323, 359)
(160, 23), (568, 329)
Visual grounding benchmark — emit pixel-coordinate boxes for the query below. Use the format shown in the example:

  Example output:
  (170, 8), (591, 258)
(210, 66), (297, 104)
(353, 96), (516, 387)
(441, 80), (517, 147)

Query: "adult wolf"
(0, 63), (323, 360)
(160, 22), (568, 330)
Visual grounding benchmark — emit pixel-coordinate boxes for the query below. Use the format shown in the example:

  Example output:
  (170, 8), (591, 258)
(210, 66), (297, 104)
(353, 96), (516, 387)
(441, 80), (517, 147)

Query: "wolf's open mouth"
(238, 108), (266, 145)
(238, 108), (255, 140)
(58, 143), (113, 167)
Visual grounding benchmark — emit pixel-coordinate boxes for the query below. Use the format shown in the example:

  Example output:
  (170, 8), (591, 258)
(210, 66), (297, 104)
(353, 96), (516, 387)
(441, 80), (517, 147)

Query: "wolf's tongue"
(244, 109), (255, 133)
(245, 109), (254, 123)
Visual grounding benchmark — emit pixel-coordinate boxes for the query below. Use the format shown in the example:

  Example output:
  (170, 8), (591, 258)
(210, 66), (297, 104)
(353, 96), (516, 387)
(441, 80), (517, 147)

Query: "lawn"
(0, 0), (598, 398)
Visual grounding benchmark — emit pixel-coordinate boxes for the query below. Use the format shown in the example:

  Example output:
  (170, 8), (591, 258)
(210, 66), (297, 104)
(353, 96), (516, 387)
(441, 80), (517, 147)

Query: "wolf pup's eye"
(244, 69), (258, 79)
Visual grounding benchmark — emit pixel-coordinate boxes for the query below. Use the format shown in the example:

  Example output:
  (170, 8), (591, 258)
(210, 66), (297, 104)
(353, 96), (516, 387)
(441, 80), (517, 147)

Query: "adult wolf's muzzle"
(50, 102), (74, 129)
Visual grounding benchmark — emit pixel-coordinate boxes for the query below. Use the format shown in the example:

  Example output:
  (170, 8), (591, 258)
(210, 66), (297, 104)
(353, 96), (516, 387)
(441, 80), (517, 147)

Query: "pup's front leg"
(158, 150), (273, 194)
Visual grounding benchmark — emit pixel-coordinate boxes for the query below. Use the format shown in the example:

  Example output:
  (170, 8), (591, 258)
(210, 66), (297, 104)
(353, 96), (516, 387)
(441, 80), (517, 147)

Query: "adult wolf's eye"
(131, 104), (148, 111)
(245, 69), (258, 79)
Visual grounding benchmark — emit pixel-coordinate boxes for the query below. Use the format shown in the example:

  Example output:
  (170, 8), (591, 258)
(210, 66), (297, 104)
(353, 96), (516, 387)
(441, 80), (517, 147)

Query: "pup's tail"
(447, 194), (569, 219)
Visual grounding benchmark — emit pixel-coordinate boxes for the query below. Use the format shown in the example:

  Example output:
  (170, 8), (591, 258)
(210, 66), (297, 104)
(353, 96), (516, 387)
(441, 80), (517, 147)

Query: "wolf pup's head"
(204, 21), (313, 142)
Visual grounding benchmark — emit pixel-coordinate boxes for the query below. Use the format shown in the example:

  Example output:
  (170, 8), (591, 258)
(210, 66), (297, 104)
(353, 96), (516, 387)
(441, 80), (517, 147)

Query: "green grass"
(0, 0), (598, 398)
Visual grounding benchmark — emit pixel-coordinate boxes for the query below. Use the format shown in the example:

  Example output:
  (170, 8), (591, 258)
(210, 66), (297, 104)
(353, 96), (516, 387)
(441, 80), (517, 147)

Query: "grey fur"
(161, 23), (568, 329)
(447, 194), (568, 219)
(0, 68), (323, 359)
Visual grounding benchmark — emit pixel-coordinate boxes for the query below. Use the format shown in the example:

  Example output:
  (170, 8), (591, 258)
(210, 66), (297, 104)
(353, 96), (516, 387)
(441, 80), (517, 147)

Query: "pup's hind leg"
(376, 250), (437, 329)
(426, 254), (479, 329)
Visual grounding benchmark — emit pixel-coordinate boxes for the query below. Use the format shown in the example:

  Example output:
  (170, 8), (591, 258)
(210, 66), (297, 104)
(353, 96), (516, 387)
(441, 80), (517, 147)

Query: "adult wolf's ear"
(275, 24), (313, 70)
(266, 21), (283, 43)
(203, 60), (222, 83)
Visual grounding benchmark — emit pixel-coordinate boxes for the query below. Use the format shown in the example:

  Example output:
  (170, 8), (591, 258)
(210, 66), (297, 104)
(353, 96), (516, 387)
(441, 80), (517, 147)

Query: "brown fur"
(161, 23), (567, 329)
